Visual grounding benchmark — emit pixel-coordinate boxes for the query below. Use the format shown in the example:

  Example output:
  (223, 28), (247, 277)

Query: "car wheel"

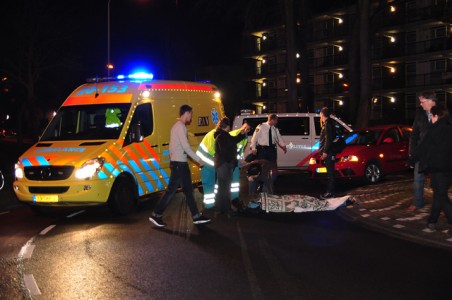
(364, 162), (382, 184)
(108, 177), (137, 215)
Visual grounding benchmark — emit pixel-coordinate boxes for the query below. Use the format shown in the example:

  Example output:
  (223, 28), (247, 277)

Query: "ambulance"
(232, 111), (352, 169)
(13, 74), (224, 214)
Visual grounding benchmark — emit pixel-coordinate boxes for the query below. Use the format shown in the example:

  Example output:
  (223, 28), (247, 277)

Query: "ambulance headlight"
(75, 158), (105, 179)
(15, 163), (24, 179)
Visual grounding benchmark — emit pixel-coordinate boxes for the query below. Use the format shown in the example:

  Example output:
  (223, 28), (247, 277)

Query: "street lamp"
(107, 0), (113, 78)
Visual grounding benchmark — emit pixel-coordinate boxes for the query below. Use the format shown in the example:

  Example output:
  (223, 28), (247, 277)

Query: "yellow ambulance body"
(13, 79), (224, 214)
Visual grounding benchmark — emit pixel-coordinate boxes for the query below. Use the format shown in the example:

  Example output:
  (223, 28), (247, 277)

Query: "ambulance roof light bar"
(86, 72), (154, 83)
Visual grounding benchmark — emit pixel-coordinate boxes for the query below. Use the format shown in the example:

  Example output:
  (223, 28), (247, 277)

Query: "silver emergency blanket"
(259, 193), (354, 213)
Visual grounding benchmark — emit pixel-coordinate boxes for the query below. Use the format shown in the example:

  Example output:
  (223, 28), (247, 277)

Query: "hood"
(18, 140), (116, 167)
(336, 144), (368, 157)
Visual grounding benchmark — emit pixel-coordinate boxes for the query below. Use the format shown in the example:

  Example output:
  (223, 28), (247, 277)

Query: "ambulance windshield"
(40, 104), (130, 141)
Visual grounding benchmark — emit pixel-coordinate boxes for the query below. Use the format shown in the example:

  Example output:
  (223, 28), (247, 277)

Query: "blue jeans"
(413, 162), (425, 208)
(153, 161), (200, 218)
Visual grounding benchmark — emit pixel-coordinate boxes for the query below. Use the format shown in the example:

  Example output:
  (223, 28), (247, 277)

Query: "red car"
(308, 124), (412, 183)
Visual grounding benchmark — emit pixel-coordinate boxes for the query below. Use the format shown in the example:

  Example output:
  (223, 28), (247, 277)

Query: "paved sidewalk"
(338, 176), (452, 252)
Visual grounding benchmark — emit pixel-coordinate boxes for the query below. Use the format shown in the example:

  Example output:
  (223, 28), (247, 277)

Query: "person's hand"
(198, 160), (204, 168)
(408, 155), (416, 168)
(321, 153), (327, 160)
(251, 149), (257, 155)
(282, 145), (287, 154)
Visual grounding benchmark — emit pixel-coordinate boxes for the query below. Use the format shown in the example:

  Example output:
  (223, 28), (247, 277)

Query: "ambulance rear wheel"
(108, 177), (137, 216)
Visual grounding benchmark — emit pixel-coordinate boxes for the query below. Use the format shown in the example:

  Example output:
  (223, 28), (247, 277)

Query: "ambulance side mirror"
(130, 122), (144, 143)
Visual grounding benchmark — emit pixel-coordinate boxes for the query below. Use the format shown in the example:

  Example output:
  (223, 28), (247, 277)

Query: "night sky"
(0, 0), (346, 116)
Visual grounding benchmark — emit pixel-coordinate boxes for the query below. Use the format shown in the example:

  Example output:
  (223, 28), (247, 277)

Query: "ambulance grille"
(24, 166), (74, 181)
(29, 187), (70, 194)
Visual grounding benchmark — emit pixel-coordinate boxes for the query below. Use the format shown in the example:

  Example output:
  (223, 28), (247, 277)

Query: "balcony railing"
(309, 53), (348, 68)
(373, 37), (452, 60)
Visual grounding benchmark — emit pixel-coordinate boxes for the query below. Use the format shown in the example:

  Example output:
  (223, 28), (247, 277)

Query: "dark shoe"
(406, 205), (419, 212)
(447, 229), (452, 236)
(425, 223), (436, 232)
(149, 215), (167, 227)
(193, 214), (211, 225)
(320, 193), (334, 200)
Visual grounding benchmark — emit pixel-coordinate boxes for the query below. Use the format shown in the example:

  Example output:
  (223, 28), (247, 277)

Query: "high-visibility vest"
(196, 129), (216, 166)
(196, 128), (248, 166)
(230, 128), (248, 159)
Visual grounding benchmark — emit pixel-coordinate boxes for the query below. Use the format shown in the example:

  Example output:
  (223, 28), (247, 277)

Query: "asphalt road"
(2, 171), (452, 299)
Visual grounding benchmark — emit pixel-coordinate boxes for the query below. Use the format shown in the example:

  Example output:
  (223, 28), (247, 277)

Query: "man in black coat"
(408, 91), (437, 212)
(214, 117), (249, 215)
(414, 105), (452, 234)
(319, 107), (336, 200)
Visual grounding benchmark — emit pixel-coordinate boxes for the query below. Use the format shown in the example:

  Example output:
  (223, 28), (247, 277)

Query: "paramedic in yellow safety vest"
(105, 108), (122, 128)
(196, 122), (250, 208)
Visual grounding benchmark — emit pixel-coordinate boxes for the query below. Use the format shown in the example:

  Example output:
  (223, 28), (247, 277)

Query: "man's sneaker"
(320, 193), (334, 200)
(447, 229), (452, 236)
(149, 215), (167, 227)
(193, 214), (211, 225)
(425, 223), (436, 233)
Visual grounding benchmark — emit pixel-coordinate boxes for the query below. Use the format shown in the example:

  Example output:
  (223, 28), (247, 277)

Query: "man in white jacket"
(250, 113), (287, 163)
(149, 104), (211, 227)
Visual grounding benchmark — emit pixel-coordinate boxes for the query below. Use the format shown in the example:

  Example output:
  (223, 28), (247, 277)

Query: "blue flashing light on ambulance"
(13, 72), (225, 215)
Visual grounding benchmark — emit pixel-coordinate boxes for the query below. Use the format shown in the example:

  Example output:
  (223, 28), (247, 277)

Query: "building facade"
(242, 0), (452, 124)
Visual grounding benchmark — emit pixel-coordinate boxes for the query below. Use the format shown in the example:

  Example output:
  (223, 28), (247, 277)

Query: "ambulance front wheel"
(108, 177), (137, 215)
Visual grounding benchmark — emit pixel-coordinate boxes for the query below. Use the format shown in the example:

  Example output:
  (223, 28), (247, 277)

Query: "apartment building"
(242, 0), (452, 124)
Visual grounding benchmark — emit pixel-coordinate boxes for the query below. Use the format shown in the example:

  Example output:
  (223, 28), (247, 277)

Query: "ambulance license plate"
(316, 167), (327, 173)
(34, 195), (59, 203)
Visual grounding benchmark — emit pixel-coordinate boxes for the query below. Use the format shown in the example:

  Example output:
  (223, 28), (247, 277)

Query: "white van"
(232, 111), (352, 169)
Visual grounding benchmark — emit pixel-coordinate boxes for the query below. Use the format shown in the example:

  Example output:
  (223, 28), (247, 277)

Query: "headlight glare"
(15, 163), (24, 179)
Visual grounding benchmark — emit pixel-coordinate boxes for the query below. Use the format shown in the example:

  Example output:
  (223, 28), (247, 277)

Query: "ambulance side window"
(124, 103), (153, 146)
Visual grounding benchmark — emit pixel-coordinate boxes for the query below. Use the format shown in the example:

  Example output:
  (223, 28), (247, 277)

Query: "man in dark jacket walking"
(214, 117), (249, 215)
(414, 105), (452, 234)
(408, 91), (437, 212)
(319, 107), (336, 200)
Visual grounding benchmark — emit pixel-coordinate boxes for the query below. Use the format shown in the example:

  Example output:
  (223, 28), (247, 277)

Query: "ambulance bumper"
(13, 178), (114, 206)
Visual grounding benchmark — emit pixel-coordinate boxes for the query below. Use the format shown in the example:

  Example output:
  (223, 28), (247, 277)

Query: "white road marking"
(0, 211), (10, 216)
(18, 239), (35, 259)
(24, 274), (41, 296)
(40, 224), (56, 235)
(66, 210), (86, 218)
